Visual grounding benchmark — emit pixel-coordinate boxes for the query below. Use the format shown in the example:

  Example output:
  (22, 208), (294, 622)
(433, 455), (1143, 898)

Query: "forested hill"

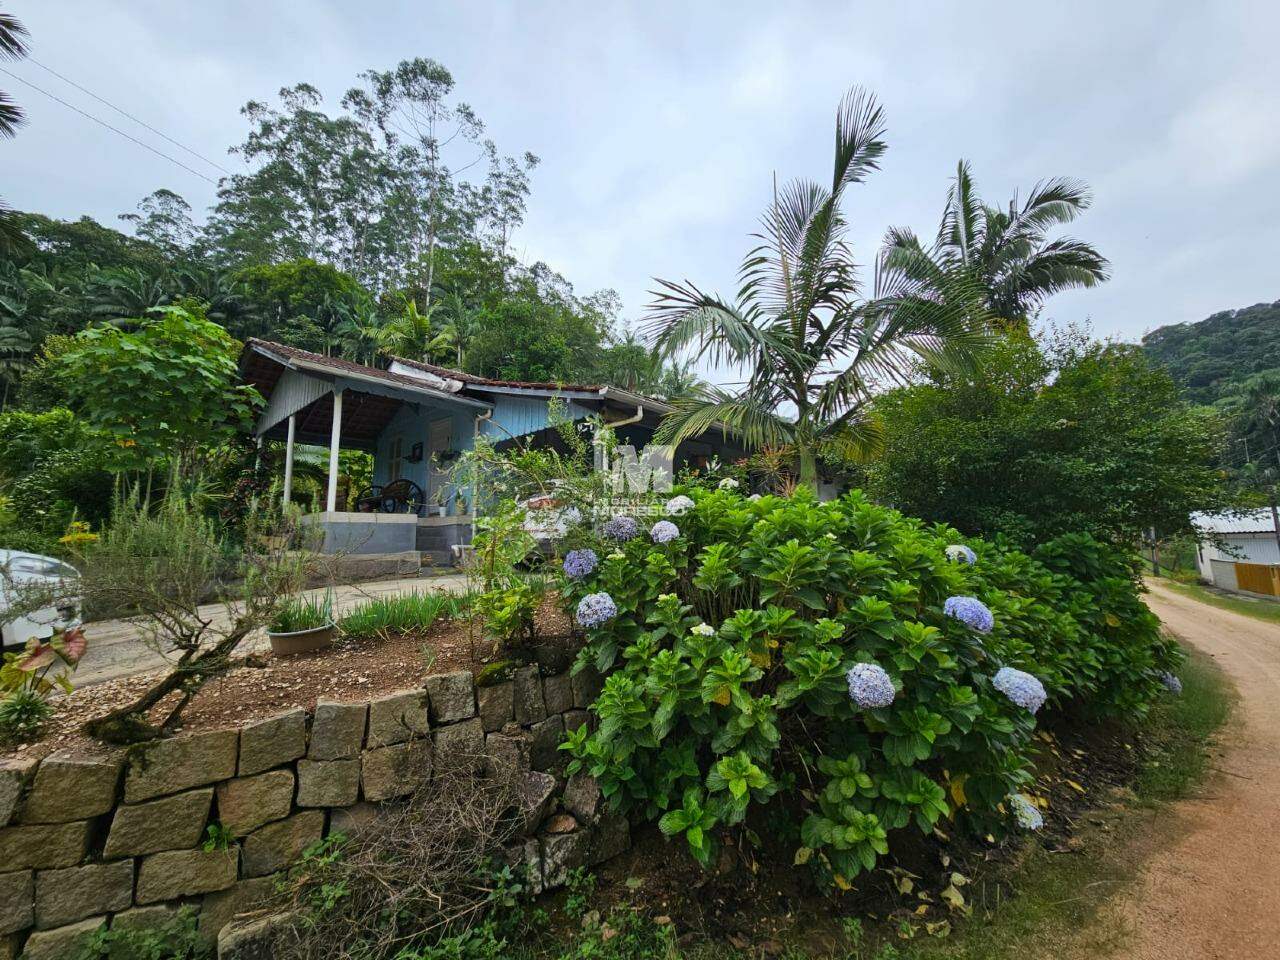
(1141, 299), (1280, 405)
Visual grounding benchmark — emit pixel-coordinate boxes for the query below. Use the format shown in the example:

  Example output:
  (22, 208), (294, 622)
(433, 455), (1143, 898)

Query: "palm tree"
(883, 161), (1109, 331)
(374, 297), (456, 362)
(644, 88), (989, 491)
(0, 6), (31, 255)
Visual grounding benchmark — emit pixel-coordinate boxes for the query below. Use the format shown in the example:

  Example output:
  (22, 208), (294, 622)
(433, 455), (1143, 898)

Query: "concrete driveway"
(75, 574), (470, 687)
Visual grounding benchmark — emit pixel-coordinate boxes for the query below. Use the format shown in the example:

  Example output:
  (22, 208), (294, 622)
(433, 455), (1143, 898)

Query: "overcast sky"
(5, 0), (1278, 365)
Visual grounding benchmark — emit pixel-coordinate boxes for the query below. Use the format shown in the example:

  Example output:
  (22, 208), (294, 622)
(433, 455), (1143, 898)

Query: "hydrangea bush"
(558, 489), (1181, 886)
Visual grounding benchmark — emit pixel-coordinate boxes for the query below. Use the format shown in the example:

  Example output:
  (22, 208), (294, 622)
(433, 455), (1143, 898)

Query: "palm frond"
(831, 87), (888, 193)
(652, 385), (793, 451)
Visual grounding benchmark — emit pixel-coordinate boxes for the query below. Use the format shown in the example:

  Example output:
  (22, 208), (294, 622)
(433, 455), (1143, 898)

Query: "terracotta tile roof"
(242, 339), (481, 398)
(390, 356), (607, 393)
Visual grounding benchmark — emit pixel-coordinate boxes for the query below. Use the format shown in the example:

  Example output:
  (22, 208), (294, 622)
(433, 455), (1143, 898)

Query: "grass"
(337, 590), (469, 641)
(1152, 575), (1280, 626)
(875, 646), (1235, 960)
(269, 589), (334, 633)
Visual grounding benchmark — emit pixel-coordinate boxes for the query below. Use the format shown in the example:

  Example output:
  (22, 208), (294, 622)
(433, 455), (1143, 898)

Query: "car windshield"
(6, 555), (76, 578)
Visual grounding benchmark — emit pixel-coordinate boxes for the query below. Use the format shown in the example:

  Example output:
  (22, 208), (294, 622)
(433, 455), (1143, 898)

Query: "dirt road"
(1109, 580), (1280, 959)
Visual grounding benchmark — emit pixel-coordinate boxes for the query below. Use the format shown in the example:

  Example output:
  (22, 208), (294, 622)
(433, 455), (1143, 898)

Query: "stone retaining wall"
(0, 663), (621, 960)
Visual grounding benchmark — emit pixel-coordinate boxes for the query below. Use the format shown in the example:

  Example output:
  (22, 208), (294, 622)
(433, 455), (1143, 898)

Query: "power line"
(0, 66), (218, 186)
(24, 56), (233, 176)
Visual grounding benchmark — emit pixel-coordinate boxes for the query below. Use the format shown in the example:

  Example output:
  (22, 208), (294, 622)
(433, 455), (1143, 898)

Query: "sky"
(4, 0), (1279, 370)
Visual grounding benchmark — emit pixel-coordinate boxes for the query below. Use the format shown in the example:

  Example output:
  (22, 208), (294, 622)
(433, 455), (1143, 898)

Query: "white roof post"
(326, 389), (344, 512)
(282, 413), (296, 509)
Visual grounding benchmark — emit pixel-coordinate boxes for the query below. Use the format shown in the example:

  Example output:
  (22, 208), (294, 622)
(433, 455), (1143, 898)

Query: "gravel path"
(1109, 580), (1280, 959)
(75, 573), (469, 687)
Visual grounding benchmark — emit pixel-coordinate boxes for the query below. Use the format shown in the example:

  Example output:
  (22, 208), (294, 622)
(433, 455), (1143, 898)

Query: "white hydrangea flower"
(717, 477), (739, 490)
(1008, 793), (1044, 831)
(691, 623), (716, 637)
(664, 495), (695, 516)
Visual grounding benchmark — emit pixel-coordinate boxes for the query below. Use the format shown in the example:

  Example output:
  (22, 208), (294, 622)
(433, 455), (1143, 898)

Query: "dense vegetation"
(559, 488), (1182, 885)
(866, 330), (1230, 547)
(1141, 299), (1280, 406)
(0, 59), (698, 410)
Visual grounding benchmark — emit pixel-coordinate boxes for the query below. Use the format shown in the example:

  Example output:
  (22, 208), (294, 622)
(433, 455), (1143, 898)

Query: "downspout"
(596, 390), (645, 474)
(470, 408), (493, 547)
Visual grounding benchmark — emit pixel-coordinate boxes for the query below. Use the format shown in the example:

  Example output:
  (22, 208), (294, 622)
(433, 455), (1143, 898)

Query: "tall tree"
(882, 161), (1109, 331)
(343, 58), (505, 302)
(119, 189), (198, 255)
(645, 88), (988, 490)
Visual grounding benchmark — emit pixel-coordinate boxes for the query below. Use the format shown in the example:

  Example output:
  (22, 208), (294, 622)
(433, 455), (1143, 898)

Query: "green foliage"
(51, 306), (261, 466)
(69, 905), (209, 960)
(0, 407), (116, 555)
(0, 687), (52, 745)
(0, 626), (87, 744)
(867, 331), (1229, 547)
(1141, 298), (1280, 406)
(269, 590), (335, 633)
(337, 591), (458, 641)
(201, 822), (233, 852)
(562, 489), (1181, 886)
(646, 87), (988, 491)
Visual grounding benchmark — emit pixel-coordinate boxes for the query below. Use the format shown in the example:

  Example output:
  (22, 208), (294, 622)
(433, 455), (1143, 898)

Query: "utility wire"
(24, 55), (233, 175)
(0, 66), (218, 185)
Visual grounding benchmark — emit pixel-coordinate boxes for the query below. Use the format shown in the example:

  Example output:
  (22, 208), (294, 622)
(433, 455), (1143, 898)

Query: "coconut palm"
(644, 87), (989, 490)
(883, 160), (1109, 331)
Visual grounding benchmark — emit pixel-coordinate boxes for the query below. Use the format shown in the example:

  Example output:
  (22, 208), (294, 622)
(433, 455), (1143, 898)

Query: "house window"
(388, 436), (403, 481)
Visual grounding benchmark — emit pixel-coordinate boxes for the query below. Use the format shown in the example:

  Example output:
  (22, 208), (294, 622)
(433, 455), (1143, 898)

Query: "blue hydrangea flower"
(1008, 793), (1044, 831)
(575, 592), (618, 629)
(993, 666), (1047, 714)
(664, 495), (694, 516)
(601, 515), (639, 541)
(650, 520), (680, 543)
(945, 544), (978, 565)
(944, 595), (994, 634)
(846, 662), (896, 709)
(1160, 671), (1183, 695)
(562, 548), (598, 580)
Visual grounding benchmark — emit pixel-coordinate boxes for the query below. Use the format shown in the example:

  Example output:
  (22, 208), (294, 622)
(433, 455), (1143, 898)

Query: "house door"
(427, 418), (453, 509)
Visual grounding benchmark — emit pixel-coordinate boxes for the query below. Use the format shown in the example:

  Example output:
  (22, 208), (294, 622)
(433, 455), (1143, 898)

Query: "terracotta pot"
(267, 622), (337, 657)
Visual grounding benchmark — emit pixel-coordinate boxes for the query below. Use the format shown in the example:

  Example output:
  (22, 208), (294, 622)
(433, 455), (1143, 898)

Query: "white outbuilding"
(1192, 509), (1280, 593)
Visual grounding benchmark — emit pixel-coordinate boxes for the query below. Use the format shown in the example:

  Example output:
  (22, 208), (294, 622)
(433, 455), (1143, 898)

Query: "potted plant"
(267, 590), (336, 656)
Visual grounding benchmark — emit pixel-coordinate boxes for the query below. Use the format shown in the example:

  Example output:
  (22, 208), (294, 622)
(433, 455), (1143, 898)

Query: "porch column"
(281, 414), (296, 509)
(326, 389), (344, 512)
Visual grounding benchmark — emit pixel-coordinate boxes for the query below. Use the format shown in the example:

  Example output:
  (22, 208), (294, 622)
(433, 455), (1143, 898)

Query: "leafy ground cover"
(482, 645), (1232, 960)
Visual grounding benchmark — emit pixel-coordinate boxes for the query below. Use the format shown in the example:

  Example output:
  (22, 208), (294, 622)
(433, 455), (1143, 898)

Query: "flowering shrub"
(945, 544), (977, 565)
(575, 592), (618, 629)
(943, 595), (994, 634)
(559, 489), (1181, 886)
(563, 549), (598, 580)
(601, 515), (639, 542)
(650, 520), (680, 544)
(992, 667), (1048, 714)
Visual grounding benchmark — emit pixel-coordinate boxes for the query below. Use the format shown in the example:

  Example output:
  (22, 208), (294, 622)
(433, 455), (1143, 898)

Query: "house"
(1192, 509), (1280, 594)
(239, 339), (747, 564)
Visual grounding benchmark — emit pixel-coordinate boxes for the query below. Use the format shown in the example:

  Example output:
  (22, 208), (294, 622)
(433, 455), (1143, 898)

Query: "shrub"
(270, 590), (334, 633)
(560, 489), (1181, 886)
(338, 591), (461, 641)
(68, 905), (209, 959)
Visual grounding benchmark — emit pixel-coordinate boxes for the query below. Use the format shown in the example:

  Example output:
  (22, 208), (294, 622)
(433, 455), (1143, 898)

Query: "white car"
(0, 550), (81, 651)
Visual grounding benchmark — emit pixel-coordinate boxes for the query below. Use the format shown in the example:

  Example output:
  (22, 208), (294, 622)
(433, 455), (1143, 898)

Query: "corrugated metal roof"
(1191, 510), (1277, 534)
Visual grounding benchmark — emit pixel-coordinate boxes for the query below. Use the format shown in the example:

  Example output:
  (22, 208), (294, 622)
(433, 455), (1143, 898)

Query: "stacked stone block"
(0, 663), (622, 960)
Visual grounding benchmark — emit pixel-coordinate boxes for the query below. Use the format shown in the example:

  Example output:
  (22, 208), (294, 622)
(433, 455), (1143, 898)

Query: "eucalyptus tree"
(645, 88), (989, 490)
(883, 161), (1109, 331)
(119, 189), (198, 255)
(204, 83), (388, 280)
